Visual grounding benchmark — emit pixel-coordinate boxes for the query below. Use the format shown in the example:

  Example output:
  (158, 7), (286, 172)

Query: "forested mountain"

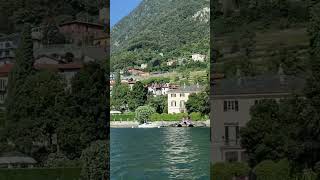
(212, 0), (314, 77)
(111, 0), (210, 71)
(0, 0), (106, 33)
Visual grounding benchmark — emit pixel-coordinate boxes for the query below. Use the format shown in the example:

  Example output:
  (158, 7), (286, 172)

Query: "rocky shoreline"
(110, 120), (210, 128)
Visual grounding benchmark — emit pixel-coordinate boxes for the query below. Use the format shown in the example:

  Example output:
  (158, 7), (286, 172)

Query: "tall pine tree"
(6, 23), (34, 123)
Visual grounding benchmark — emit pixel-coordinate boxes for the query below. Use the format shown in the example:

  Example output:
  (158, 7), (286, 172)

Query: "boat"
(138, 121), (160, 128)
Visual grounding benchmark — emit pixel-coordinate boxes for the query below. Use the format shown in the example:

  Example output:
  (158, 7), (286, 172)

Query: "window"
(180, 100), (185, 108)
(0, 79), (6, 90)
(0, 94), (5, 102)
(224, 125), (240, 145)
(223, 100), (239, 112)
(225, 126), (229, 145)
(180, 93), (185, 97)
(171, 101), (176, 107)
(4, 50), (9, 56)
(171, 94), (176, 97)
(225, 151), (238, 162)
(254, 99), (265, 105)
(5, 42), (10, 47)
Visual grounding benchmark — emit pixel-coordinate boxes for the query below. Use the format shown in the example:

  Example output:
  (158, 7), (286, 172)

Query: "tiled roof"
(168, 85), (204, 93)
(0, 152), (37, 164)
(213, 74), (305, 96)
(0, 63), (83, 76)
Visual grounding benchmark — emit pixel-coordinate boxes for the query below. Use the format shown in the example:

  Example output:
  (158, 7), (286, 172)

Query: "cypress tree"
(5, 23), (35, 144)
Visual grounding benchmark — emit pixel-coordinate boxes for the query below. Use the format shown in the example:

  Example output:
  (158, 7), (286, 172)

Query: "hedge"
(211, 162), (250, 180)
(111, 112), (208, 121)
(0, 168), (81, 180)
(254, 159), (290, 180)
(150, 113), (207, 121)
(111, 112), (135, 121)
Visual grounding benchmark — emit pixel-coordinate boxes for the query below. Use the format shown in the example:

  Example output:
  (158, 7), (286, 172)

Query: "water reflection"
(110, 128), (209, 180)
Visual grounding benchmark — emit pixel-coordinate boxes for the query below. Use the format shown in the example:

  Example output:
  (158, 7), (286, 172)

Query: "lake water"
(111, 128), (210, 180)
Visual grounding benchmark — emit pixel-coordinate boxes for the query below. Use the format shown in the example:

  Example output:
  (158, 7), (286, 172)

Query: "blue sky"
(110, 0), (143, 27)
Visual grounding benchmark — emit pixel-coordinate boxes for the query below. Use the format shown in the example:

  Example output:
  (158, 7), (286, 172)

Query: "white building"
(192, 53), (206, 62)
(167, 85), (203, 114)
(166, 60), (176, 66)
(140, 63), (148, 69)
(211, 71), (305, 163)
(147, 83), (177, 97)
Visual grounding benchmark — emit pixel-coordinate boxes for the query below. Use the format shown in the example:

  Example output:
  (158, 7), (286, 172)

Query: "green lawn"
(0, 168), (81, 180)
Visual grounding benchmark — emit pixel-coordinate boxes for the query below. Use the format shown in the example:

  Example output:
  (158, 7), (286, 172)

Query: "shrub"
(229, 162), (250, 177)
(111, 112), (135, 121)
(211, 162), (233, 180)
(150, 113), (187, 121)
(211, 162), (250, 180)
(135, 106), (156, 124)
(80, 140), (109, 180)
(190, 112), (202, 121)
(255, 160), (277, 180)
(44, 153), (81, 168)
(300, 169), (317, 180)
(254, 159), (290, 180)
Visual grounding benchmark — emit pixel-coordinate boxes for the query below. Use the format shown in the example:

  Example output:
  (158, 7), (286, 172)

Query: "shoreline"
(110, 120), (210, 128)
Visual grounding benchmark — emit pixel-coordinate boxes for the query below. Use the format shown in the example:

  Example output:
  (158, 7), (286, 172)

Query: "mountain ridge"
(111, 0), (210, 55)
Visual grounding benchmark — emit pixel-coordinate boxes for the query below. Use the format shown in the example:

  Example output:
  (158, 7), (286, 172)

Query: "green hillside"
(111, 0), (210, 71)
(212, 0), (313, 77)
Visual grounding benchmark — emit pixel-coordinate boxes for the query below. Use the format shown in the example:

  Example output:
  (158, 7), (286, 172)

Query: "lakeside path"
(110, 120), (210, 128)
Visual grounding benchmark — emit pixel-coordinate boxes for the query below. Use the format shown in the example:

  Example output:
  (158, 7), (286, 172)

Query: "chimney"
(278, 64), (285, 85)
(236, 68), (242, 86)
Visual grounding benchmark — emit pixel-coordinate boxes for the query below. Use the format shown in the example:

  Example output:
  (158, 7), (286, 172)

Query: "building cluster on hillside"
(211, 67), (304, 163)
(110, 72), (205, 114)
(0, 8), (108, 109)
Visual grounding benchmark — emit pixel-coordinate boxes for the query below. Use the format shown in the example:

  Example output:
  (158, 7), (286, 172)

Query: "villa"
(167, 84), (203, 114)
(210, 68), (305, 163)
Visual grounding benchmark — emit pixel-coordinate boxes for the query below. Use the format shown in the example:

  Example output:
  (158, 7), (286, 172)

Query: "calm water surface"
(111, 128), (210, 180)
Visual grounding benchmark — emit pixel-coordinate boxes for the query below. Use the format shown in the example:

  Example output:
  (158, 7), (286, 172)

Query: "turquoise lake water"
(110, 128), (210, 180)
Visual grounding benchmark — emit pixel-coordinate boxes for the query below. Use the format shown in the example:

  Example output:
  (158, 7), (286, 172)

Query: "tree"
(240, 28), (256, 58)
(135, 106), (155, 124)
(240, 98), (308, 167)
(240, 99), (282, 166)
(128, 81), (147, 111)
(111, 70), (129, 111)
(111, 84), (130, 112)
(185, 90), (209, 115)
(59, 62), (108, 159)
(43, 24), (65, 45)
(5, 70), (67, 157)
(80, 140), (109, 180)
(5, 23), (36, 154)
(147, 95), (167, 114)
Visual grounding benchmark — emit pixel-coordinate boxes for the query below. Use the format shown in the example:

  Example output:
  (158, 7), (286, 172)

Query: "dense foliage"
(3, 25), (108, 165)
(80, 140), (109, 180)
(128, 81), (148, 111)
(135, 106), (155, 124)
(111, 0), (210, 71)
(0, 0), (106, 33)
(211, 162), (250, 180)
